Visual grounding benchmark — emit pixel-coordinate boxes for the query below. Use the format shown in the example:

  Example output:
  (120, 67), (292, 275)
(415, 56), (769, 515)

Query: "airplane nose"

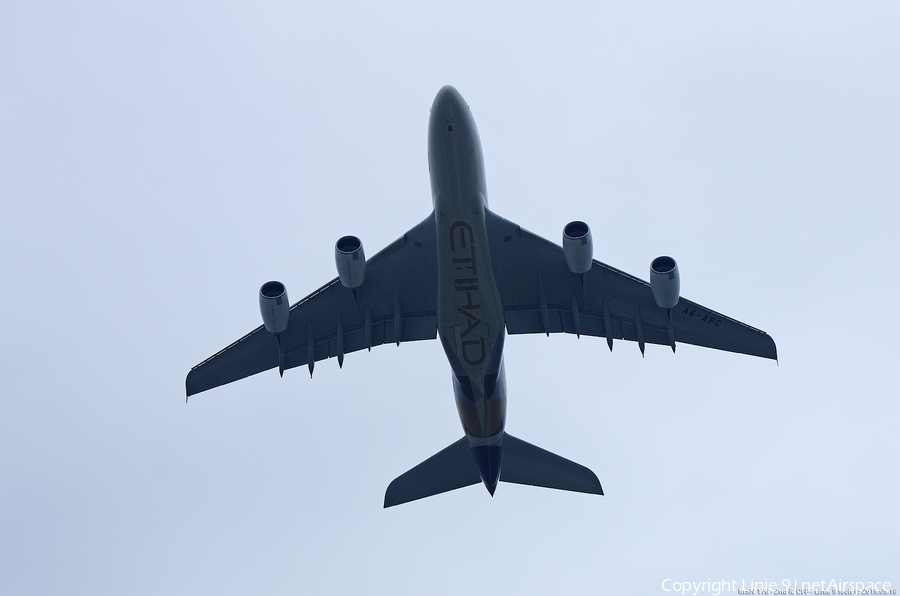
(432, 85), (464, 119)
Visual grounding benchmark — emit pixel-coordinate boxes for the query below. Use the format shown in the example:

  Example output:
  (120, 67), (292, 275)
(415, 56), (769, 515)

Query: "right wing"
(186, 212), (438, 397)
(484, 209), (776, 360)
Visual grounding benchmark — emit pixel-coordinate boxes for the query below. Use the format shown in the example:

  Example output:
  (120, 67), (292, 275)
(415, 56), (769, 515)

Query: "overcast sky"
(2, 2), (898, 594)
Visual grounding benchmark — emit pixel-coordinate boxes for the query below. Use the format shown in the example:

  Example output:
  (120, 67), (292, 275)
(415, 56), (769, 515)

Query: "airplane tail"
(499, 433), (603, 495)
(383, 433), (602, 507)
(384, 437), (481, 508)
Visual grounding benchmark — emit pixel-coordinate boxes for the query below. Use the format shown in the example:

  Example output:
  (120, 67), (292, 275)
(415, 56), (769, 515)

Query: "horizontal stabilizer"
(384, 437), (480, 508)
(500, 434), (603, 496)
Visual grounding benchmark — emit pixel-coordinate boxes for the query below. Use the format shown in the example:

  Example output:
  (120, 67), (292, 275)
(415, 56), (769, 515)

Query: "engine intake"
(335, 235), (366, 288)
(562, 221), (593, 274)
(259, 281), (290, 334)
(650, 256), (680, 309)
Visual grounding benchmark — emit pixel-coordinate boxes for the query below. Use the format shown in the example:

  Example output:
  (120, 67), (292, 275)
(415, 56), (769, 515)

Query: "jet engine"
(335, 235), (366, 288)
(562, 221), (593, 274)
(259, 281), (290, 334)
(650, 256), (680, 309)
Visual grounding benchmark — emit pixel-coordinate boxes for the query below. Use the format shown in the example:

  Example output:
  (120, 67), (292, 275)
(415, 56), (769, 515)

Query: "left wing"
(186, 212), (438, 397)
(484, 209), (777, 360)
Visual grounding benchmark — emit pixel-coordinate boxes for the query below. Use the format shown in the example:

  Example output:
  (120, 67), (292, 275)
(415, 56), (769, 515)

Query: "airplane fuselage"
(428, 86), (507, 494)
(187, 84), (774, 506)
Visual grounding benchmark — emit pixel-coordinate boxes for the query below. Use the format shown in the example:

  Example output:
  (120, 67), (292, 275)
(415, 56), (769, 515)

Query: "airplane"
(186, 85), (777, 508)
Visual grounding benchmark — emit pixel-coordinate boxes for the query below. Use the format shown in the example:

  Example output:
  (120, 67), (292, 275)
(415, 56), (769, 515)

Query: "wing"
(484, 209), (776, 360)
(186, 212), (438, 397)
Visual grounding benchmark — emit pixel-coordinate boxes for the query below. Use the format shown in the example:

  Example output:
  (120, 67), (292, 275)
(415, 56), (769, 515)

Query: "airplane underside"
(424, 86), (600, 503)
(383, 433), (603, 508)
(185, 85), (777, 508)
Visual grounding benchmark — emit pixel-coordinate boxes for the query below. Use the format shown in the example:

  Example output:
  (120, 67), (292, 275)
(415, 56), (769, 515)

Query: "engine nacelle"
(562, 221), (593, 274)
(259, 281), (290, 334)
(335, 235), (366, 288)
(650, 256), (680, 309)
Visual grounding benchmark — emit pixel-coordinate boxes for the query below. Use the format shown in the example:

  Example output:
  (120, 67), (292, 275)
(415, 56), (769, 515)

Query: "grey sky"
(1, 2), (897, 594)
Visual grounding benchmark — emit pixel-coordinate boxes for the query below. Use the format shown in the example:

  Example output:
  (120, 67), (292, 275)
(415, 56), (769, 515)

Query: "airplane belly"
(435, 200), (504, 376)
(435, 196), (507, 441)
(428, 85), (506, 445)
